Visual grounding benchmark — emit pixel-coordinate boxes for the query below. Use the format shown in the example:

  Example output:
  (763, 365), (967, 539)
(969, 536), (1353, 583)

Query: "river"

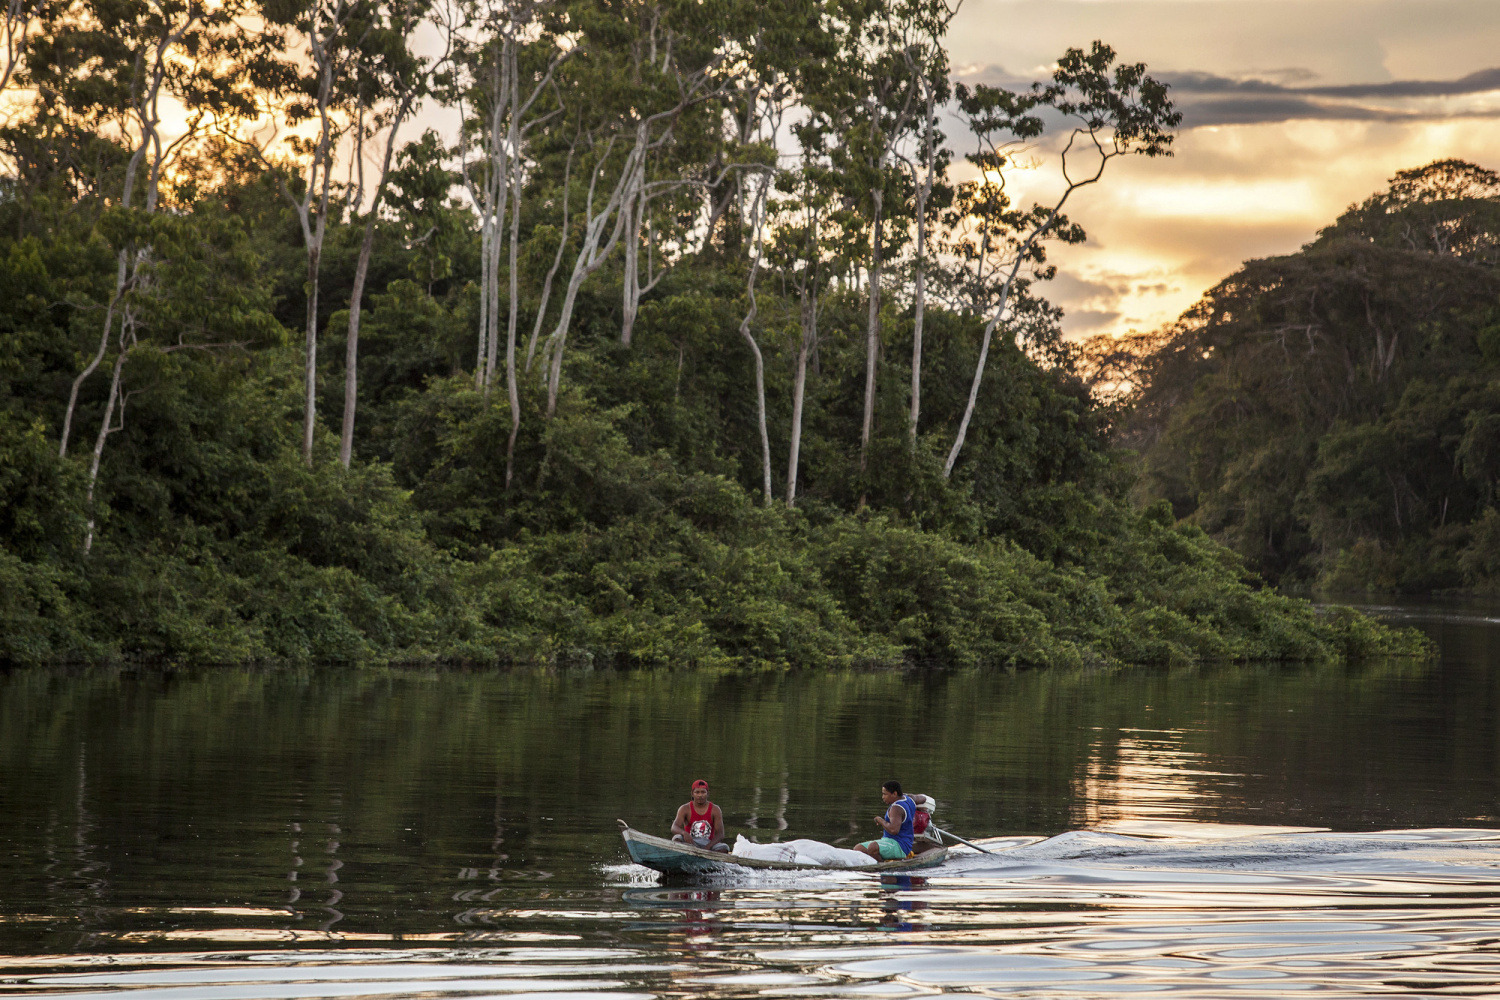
(2, 598), (1499, 997)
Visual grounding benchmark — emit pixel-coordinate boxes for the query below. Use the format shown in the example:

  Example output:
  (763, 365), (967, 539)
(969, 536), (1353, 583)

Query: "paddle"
(932, 825), (997, 855)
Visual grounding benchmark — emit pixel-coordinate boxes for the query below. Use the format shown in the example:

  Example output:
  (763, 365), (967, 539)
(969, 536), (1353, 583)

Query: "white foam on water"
(7, 826), (1500, 999)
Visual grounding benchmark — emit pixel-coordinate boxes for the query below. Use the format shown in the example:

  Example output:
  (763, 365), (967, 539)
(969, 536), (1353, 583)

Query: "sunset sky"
(947, 0), (1500, 339)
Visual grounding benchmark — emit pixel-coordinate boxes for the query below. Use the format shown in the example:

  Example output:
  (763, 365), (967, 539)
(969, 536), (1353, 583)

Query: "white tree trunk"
(503, 36), (525, 488)
(339, 89), (417, 468)
(475, 217), (492, 389)
(786, 284), (816, 508)
(60, 252), (126, 458)
(909, 86), (937, 449)
(544, 135), (644, 415)
(620, 183), (641, 347)
(83, 327), (129, 555)
(860, 189), (882, 473)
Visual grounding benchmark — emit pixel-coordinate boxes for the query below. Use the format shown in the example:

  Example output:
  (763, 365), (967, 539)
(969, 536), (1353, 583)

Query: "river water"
(3, 599), (1500, 998)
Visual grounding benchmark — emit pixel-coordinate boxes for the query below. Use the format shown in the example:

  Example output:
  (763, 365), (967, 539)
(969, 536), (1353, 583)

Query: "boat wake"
(5, 824), (1500, 998)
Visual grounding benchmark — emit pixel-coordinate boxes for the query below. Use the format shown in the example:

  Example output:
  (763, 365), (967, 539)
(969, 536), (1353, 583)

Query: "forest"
(0, 0), (1418, 666)
(1117, 159), (1500, 594)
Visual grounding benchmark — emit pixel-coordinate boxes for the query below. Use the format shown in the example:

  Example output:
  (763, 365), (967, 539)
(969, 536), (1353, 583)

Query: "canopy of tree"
(0, 0), (1418, 664)
(1115, 159), (1500, 594)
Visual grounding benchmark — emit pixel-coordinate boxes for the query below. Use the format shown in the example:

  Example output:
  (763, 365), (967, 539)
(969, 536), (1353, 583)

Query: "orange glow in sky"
(946, 0), (1500, 338)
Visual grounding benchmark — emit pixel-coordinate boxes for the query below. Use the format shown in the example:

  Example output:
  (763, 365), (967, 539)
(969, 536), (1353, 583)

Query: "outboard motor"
(912, 795), (940, 846)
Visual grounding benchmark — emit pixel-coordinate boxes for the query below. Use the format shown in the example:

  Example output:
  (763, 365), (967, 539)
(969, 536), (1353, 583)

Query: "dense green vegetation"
(0, 0), (1417, 665)
(1120, 160), (1500, 594)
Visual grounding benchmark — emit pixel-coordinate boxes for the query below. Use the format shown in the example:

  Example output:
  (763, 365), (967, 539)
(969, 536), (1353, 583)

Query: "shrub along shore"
(2, 367), (1423, 667)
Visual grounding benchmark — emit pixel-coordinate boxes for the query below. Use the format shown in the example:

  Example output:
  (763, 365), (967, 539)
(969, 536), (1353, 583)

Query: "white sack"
(731, 835), (874, 867)
(783, 839), (876, 867)
(732, 835), (797, 862)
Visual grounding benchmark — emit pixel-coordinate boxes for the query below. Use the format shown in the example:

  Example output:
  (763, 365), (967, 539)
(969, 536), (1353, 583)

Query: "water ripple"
(3, 827), (1499, 999)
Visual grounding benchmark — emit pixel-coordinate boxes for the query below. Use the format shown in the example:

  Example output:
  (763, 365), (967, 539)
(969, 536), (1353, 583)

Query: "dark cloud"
(958, 64), (1500, 129)
(1135, 282), (1175, 297)
(1058, 309), (1123, 333)
(1178, 96), (1397, 127)
(1051, 271), (1130, 300)
(1165, 67), (1500, 126)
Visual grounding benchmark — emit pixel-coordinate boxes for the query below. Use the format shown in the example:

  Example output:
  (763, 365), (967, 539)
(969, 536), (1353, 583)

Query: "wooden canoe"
(618, 820), (949, 876)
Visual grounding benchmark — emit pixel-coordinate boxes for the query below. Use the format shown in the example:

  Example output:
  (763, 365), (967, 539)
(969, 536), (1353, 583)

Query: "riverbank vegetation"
(0, 0), (1419, 665)
(1115, 160), (1500, 595)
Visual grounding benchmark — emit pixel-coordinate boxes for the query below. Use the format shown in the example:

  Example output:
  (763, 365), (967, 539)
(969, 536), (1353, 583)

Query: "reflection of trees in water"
(319, 816), (344, 932)
(42, 746), (108, 923)
(1, 652), (1494, 943)
(745, 768), (789, 832)
(288, 819), (301, 906)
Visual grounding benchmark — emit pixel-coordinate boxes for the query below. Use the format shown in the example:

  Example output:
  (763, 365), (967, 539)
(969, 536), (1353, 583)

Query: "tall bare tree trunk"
(741, 330), (772, 506)
(60, 253), (126, 458)
(909, 241), (926, 447)
(304, 248), (324, 462)
(738, 173), (773, 505)
(300, 4), (345, 466)
(475, 219), (491, 389)
(545, 271), (589, 417)
(339, 89), (416, 468)
(339, 220), (376, 468)
(71, 9), (198, 554)
(739, 297), (772, 505)
(909, 87), (936, 449)
(621, 188), (641, 346)
(786, 284), (816, 508)
(524, 140), (574, 375)
(544, 136), (639, 416)
(503, 45), (525, 490)
(860, 189), (882, 473)
(59, 18), (173, 459)
(483, 198), (504, 391)
(944, 286), (1009, 478)
(83, 338), (128, 555)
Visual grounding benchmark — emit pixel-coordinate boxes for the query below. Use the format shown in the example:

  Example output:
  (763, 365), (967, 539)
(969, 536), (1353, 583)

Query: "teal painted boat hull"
(618, 823), (949, 877)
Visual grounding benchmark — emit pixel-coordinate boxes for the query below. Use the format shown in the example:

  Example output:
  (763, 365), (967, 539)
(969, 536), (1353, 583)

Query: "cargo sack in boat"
(731, 835), (874, 867)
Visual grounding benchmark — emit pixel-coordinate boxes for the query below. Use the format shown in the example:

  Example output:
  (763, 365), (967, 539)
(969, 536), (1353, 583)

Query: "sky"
(945, 0), (1500, 339)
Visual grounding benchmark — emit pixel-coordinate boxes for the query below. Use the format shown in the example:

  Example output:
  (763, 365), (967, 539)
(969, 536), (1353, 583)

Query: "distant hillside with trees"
(0, 0), (1417, 664)
(1114, 160), (1500, 594)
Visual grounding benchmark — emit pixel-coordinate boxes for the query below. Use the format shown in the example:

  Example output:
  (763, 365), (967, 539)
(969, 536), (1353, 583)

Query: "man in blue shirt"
(856, 780), (918, 861)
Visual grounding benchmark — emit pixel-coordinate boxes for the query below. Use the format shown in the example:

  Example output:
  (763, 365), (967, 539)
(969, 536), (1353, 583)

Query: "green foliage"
(0, 3), (1414, 666)
(1124, 160), (1500, 595)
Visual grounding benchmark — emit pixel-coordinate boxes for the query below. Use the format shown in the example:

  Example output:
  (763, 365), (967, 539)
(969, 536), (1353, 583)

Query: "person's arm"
(670, 804), (688, 838)
(874, 803), (907, 835)
(712, 804), (726, 843)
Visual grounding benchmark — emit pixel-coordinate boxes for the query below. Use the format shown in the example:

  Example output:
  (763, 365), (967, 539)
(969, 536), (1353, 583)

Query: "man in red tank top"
(671, 779), (728, 852)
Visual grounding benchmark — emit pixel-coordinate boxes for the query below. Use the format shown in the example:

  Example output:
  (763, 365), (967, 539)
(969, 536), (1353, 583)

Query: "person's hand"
(873, 815), (884, 826)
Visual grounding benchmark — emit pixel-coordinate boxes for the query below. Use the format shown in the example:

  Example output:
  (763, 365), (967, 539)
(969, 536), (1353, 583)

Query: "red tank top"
(687, 802), (715, 842)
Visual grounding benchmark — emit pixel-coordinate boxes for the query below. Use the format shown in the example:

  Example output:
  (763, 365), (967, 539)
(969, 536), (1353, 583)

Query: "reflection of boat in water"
(618, 820), (949, 876)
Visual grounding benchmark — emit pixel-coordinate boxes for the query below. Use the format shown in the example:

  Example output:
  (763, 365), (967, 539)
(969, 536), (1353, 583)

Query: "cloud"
(1166, 68), (1500, 126)
(1181, 67), (1500, 100)
(1058, 309), (1122, 333)
(939, 0), (1500, 341)
(956, 64), (1500, 129)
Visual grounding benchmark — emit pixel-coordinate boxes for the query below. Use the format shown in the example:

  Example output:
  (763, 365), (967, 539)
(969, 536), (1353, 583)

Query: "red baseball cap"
(691, 779), (709, 790)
